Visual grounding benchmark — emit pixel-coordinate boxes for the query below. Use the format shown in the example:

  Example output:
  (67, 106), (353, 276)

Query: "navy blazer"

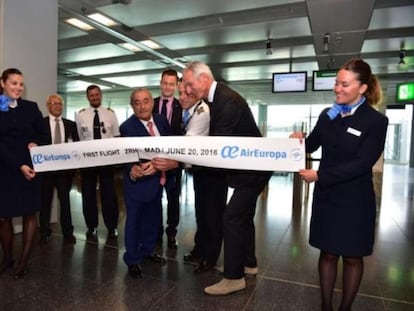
(153, 97), (183, 135)
(120, 113), (172, 203)
(306, 101), (388, 204)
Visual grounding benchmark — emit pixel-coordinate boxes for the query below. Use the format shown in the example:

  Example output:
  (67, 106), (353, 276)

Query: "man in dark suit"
(178, 80), (228, 273)
(120, 88), (179, 278)
(39, 94), (79, 244)
(153, 69), (182, 249)
(183, 61), (272, 295)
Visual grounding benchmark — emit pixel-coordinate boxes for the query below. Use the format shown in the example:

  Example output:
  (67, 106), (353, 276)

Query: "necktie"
(161, 99), (168, 118)
(147, 121), (166, 185)
(183, 109), (190, 127)
(147, 121), (156, 136)
(54, 118), (62, 144)
(93, 109), (102, 139)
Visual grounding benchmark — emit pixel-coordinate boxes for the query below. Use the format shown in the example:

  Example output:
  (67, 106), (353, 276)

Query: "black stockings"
(318, 251), (364, 311)
(0, 218), (13, 266)
(339, 256), (364, 311)
(15, 214), (37, 272)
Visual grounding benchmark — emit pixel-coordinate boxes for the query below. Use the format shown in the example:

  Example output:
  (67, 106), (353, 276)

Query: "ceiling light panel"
(88, 13), (118, 26)
(118, 43), (143, 52)
(70, 60), (164, 76)
(59, 43), (133, 63)
(101, 74), (161, 88)
(65, 18), (94, 31)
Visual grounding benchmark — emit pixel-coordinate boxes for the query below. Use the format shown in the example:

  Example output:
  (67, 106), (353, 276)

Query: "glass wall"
(264, 103), (412, 166)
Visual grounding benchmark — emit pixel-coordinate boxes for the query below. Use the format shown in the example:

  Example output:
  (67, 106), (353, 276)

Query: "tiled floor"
(0, 164), (413, 310)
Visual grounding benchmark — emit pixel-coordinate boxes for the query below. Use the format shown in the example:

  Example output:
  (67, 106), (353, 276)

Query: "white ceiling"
(57, 0), (414, 105)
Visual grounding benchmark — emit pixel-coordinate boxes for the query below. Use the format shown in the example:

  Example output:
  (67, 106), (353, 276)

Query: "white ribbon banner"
(30, 136), (305, 172)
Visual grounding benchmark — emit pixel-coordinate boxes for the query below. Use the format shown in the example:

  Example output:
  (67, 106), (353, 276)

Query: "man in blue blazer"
(120, 87), (179, 278)
(39, 94), (79, 245)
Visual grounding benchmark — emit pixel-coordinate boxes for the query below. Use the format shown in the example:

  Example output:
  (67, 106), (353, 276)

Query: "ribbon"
(30, 136), (305, 173)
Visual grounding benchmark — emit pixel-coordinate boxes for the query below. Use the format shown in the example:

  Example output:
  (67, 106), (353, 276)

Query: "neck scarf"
(326, 96), (366, 120)
(0, 94), (12, 112)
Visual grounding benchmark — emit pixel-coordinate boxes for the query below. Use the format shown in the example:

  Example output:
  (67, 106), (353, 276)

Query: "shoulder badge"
(196, 106), (205, 115)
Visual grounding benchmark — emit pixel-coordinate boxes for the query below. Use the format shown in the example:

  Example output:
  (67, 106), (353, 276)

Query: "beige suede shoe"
(244, 266), (258, 275)
(204, 277), (246, 295)
(215, 266), (258, 275)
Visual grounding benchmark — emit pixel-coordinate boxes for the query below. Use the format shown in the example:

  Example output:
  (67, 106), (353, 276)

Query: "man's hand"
(151, 157), (179, 171)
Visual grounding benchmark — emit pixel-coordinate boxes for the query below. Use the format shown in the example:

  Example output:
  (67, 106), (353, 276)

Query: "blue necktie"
(183, 109), (190, 126)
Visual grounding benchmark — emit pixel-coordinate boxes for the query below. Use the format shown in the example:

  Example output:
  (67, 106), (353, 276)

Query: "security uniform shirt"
(75, 106), (120, 140)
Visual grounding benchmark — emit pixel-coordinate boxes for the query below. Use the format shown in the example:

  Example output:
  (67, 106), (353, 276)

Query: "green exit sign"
(396, 82), (414, 102)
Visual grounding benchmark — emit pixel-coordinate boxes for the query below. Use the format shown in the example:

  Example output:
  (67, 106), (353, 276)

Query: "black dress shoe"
(194, 261), (215, 273)
(39, 234), (51, 245)
(107, 229), (118, 239)
(183, 250), (200, 263)
(167, 236), (178, 249)
(86, 228), (97, 239)
(0, 258), (14, 275)
(13, 263), (29, 280)
(128, 264), (142, 278)
(144, 252), (166, 264)
(63, 235), (76, 244)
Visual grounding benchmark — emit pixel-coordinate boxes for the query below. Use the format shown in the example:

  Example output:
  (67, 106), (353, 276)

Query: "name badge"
(347, 127), (361, 137)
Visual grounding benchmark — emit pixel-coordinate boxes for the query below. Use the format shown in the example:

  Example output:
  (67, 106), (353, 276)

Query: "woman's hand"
(20, 165), (36, 180)
(27, 142), (38, 149)
(289, 131), (305, 143)
(299, 169), (318, 183)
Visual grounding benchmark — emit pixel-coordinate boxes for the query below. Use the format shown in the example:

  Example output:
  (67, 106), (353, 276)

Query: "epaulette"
(78, 108), (86, 113)
(107, 107), (115, 112)
(196, 106), (205, 115)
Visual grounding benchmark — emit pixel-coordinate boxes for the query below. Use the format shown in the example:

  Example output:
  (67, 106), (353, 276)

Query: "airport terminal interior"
(1, 0), (414, 310)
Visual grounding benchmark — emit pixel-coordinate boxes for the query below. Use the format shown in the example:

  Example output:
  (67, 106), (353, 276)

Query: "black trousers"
(193, 167), (228, 265)
(39, 171), (74, 237)
(160, 168), (182, 237)
(223, 172), (271, 279)
(80, 166), (119, 231)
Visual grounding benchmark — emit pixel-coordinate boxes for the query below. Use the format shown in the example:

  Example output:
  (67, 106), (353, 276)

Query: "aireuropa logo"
(290, 148), (303, 161)
(32, 153), (72, 164)
(221, 146), (239, 159)
(221, 145), (287, 160)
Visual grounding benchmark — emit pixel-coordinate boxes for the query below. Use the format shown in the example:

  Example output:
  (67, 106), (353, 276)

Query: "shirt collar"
(208, 81), (217, 103)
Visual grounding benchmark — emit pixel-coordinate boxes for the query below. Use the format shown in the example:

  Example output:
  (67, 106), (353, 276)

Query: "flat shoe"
(204, 277), (246, 295)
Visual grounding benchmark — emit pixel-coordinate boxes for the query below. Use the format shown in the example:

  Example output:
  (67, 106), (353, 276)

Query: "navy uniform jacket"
(0, 99), (48, 217)
(120, 113), (172, 203)
(306, 101), (388, 256)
